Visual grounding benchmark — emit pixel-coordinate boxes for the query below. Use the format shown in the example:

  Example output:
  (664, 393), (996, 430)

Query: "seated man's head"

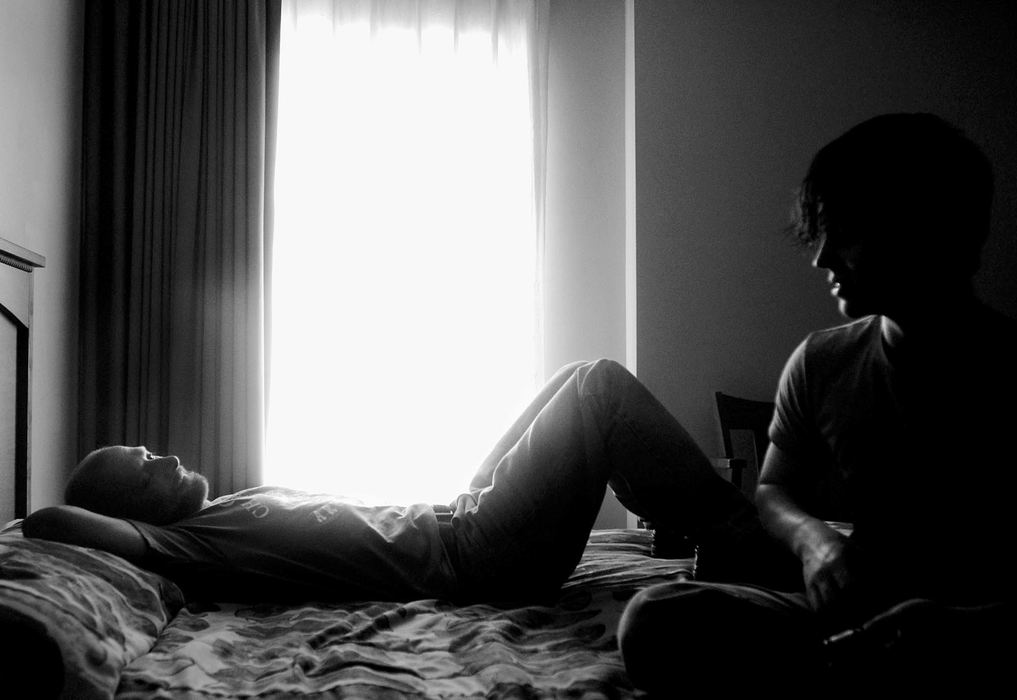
(789, 113), (994, 320)
(65, 446), (210, 525)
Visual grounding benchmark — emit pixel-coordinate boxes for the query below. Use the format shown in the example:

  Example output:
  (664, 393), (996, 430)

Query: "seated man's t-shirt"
(769, 309), (1017, 607)
(129, 486), (458, 602)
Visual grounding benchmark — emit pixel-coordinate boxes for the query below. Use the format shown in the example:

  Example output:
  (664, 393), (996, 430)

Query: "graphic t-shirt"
(769, 310), (1017, 605)
(130, 486), (457, 602)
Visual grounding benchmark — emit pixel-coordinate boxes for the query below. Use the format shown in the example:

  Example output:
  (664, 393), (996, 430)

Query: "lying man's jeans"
(441, 359), (762, 601)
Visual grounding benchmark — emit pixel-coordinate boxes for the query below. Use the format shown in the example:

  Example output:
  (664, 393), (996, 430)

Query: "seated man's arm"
(756, 443), (858, 615)
(22, 506), (147, 562)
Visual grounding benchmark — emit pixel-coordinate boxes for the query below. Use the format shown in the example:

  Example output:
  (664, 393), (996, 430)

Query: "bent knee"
(619, 584), (703, 651)
(620, 583), (710, 692)
(577, 358), (633, 396)
(620, 583), (789, 693)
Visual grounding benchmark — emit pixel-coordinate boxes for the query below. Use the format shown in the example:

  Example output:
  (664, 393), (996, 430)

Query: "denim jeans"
(441, 359), (758, 601)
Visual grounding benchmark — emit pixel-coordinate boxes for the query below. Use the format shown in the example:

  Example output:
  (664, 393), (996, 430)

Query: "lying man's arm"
(756, 443), (861, 618)
(22, 506), (146, 563)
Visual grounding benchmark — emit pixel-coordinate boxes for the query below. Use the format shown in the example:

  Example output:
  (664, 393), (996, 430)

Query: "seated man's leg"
(825, 599), (1013, 695)
(619, 581), (822, 695)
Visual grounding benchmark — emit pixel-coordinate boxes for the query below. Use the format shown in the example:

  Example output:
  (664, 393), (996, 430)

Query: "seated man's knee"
(620, 582), (796, 693)
(618, 588), (664, 691)
(618, 586), (658, 658)
(620, 582), (717, 652)
(619, 582), (711, 691)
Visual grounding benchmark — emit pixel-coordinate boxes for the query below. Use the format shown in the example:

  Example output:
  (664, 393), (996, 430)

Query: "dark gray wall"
(635, 0), (1017, 455)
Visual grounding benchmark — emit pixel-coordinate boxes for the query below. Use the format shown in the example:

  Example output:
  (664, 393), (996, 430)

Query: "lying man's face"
(68, 446), (210, 525)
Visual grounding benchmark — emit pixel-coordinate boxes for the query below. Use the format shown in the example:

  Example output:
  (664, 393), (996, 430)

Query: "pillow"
(0, 520), (184, 699)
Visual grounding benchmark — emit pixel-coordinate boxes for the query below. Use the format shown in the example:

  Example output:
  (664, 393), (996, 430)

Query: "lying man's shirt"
(129, 486), (458, 602)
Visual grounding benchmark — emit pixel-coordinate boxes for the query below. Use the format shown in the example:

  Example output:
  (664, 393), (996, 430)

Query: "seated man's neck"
(880, 290), (981, 361)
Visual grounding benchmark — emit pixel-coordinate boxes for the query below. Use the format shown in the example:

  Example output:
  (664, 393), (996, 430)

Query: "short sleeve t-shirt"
(769, 310), (1017, 605)
(129, 486), (457, 602)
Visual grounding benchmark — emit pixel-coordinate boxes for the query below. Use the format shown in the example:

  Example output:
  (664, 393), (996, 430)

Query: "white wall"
(545, 0), (630, 527)
(545, 0), (628, 374)
(635, 0), (1017, 459)
(0, 0), (82, 509)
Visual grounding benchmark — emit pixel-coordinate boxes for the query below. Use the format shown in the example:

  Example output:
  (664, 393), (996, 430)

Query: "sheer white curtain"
(267, 0), (550, 505)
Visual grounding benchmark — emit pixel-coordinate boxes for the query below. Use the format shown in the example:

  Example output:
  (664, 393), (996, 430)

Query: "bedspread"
(0, 523), (184, 699)
(116, 529), (692, 698)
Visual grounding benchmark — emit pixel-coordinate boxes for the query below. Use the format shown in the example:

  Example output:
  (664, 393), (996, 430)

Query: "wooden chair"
(713, 391), (776, 494)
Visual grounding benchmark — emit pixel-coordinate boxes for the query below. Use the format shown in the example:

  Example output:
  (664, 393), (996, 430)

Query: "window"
(266, 0), (546, 505)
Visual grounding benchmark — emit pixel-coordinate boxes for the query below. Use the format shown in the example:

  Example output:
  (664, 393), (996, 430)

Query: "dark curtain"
(79, 0), (280, 497)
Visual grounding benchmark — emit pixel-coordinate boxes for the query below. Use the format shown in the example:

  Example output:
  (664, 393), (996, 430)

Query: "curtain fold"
(79, 0), (280, 496)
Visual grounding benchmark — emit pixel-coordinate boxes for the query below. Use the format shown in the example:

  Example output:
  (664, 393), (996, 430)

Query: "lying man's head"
(65, 446), (210, 525)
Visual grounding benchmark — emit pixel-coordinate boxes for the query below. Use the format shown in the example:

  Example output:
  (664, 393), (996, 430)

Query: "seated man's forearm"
(755, 483), (843, 564)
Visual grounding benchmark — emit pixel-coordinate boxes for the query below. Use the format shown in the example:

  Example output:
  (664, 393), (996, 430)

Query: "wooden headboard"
(0, 237), (45, 523)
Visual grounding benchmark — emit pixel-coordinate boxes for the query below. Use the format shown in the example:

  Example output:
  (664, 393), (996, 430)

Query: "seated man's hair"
(789, 113), (994, 277)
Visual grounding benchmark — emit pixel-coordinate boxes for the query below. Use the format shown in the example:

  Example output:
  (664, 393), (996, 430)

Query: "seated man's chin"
(837, 298), (870, 319)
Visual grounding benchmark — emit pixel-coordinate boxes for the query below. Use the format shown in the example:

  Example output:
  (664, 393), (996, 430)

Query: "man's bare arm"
(756, 443), (855, 613)
(22, 505), (147, 562)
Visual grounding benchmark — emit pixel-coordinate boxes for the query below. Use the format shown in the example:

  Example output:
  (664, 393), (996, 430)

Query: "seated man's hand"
(451, 492), (480, 521)
(823, 599), (1011, 691)
(800, 530), (870, 621)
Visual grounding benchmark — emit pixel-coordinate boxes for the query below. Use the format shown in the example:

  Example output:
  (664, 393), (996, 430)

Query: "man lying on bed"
(24, 359), (775, 604)
(618, 113), (1016, 694)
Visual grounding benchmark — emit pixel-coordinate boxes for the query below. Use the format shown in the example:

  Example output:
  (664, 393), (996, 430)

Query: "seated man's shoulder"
(799, 315), (882, 365)
(808, 315), (880, 344)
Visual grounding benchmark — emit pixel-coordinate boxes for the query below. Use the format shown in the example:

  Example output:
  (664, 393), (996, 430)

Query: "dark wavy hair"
(788, 113), (994, 277)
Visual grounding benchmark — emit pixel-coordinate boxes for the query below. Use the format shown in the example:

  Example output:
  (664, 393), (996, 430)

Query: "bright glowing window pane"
(266, 10), (540, 505)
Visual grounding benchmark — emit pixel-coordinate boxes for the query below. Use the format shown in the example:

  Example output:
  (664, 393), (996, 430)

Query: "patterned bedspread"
(116, 529), (692, 698)
(0, 523), (184, 699)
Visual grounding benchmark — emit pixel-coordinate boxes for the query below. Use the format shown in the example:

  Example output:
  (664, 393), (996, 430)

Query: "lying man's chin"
(164, 474), (211, 523)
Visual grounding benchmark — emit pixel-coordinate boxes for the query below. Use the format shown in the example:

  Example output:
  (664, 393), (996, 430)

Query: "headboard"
(0, 237), (45, 523)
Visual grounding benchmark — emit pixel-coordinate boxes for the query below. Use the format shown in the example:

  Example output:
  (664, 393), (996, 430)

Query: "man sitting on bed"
(618, 113), (1016, 693)
(24, 358), (770, 604)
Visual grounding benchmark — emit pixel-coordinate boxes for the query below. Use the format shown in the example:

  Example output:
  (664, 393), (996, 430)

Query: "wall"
(545, 0), (630, 527)
(0, 0), (82, 509)
(545, 0), (628, 374)
(635, 0), (1017, 459)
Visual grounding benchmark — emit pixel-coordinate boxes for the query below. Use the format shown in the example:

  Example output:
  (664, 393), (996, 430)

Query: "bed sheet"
(116, 528), (692, 699)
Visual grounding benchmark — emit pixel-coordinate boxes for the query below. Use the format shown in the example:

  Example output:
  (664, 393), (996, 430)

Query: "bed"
(1, 520), (691, 699)
(0, 240), (693, 698)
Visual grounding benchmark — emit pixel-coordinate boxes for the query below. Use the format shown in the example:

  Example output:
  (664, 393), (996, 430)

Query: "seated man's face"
(812, 228), (881, 319)
(80, 446), (210, 524)
(811, 217), (920, 321)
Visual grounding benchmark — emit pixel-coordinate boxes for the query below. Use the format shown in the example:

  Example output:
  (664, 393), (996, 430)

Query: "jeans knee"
(621, 582), (777, 693)
(618, 589), (655, 684)
(577, 358), (633, 398)
(619, 583), (698, 692)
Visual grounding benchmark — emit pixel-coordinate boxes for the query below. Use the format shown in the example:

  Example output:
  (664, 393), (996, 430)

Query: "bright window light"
(266, 6), (541, 506)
